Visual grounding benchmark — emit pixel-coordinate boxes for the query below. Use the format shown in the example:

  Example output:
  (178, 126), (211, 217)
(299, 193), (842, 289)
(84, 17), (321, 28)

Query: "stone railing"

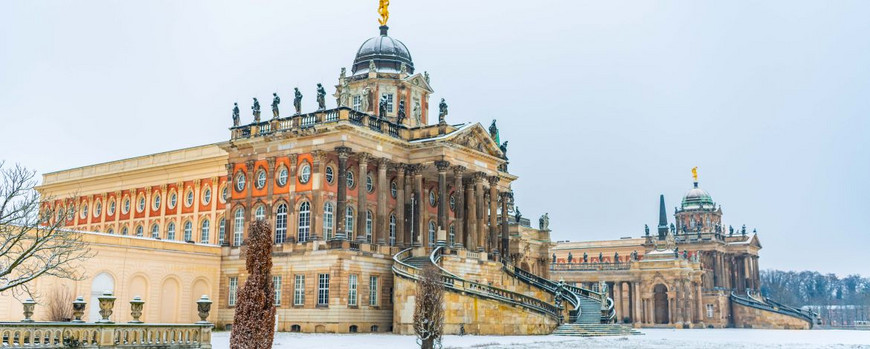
(0, 293), (214, 348)
(230, 107), (410, 141)
(550, 262), (632, 272)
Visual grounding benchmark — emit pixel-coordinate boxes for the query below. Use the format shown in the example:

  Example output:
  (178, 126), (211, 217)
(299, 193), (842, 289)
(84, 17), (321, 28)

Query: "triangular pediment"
(445, 123), (503, 158)
(404, 73), (434, 93)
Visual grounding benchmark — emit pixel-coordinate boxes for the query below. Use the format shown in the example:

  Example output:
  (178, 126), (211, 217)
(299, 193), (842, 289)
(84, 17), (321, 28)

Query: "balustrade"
(231, 107), (411, 141)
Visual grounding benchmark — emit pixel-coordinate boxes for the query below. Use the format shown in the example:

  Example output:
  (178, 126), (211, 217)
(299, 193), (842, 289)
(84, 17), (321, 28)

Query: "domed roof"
(681, 183), (714, 209)
(352, 26), (414, 76)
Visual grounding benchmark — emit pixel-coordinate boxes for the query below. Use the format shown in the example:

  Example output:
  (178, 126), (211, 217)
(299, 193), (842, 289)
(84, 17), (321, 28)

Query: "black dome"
(352, 26), (414, 76)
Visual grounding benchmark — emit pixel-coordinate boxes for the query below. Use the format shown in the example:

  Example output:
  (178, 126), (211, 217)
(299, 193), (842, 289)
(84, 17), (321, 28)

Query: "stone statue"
(251, 97), (261, 122)
(552, 253), (557, 264)
(316, 83), (326, 110)
(682, 250), (688, 259)
(339, 78), (350, 107)
(567, 252), (573, 264)
(599, 252), (604, 263)
(670, 223), (675, 233)
(729, 225), (734, 236)
(413, 100), (422, 124)
(271, 93), (280, 118)
(631, 250), (638, 261)
(438, 98), (448, 124)
(368, 60), (377, 73)
(514, 206), (522, 223)
(400, 62), (408, 75)
(499, 141), (509, 158)
(361, 88), (370, 112)
(397, 100), (406, 124)
(489, 119), (500, 144)
(753, 228), (757, 234)
(644, 224), (650, 236)
(539, 213), (549, 231)
(741, 224), (746, 236)
(232, 102), (240, 126)
(293, 88), (303, 115)
(674, 247), (679, 259)
(583, 252), (588, 263)
(424, 71), (430, 84)
(379, 94), (388, 117)
(614, 251), (619, 263)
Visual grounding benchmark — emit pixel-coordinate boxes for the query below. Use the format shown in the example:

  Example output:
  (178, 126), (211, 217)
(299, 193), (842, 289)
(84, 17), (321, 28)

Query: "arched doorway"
(653, 284), (669, 324)
(89, 273), (114, 322)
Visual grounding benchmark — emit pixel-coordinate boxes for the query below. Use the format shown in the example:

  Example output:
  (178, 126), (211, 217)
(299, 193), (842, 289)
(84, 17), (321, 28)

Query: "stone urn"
(196, 295), (212, 324)
(129, 296), (144, 323)
(72, 297), (86, 323)
(96, 291), (116, 323)
(21, 298), (36, 322)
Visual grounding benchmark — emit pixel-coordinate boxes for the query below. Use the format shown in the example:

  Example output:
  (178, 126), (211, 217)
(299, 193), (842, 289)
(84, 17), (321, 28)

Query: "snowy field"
(212, 328), (870, 348)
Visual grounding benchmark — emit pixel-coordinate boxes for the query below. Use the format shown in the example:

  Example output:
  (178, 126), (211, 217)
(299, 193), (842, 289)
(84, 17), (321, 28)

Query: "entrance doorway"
(653, 284), (669, 324)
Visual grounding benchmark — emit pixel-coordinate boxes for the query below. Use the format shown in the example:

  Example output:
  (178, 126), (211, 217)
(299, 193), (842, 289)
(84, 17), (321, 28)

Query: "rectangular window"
(273, 275), (282, 306)
(706, 304), (714, 318)
(353, 95), (361, 111)
(218, 219), (226, 244)
(369, 275), (378, 306)
(386, 94), (394, 112)
(228, 277), (238, 306)
(348, 274), (358, 306)
(294, 275), (305, 306)
(318, 273), (330, 306)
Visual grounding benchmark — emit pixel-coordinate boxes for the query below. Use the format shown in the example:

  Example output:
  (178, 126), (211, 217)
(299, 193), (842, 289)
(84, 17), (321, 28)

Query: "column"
(243, 160), (255, 245)
(696, 282), (703, 323)
(288, 154), (298, 241)
(465, 179), (476, 250)
(487, 176), (499, 254)
(435, 160), (450, 234)
(356, 153), (370, 243)
(615, 282), (623, 321)
(223, 163), (233, 246)
(311, 151), (325, 241)
(395, 163), (406, 247)
(403, 165), (415, 246)
(335, 146), (351, 240)
(414, 166), (424, 246)
(500, 192), (510, 260)
(266, 157), (275, 221)
(474, 172), (485, 252)
(376, 158), (389, 245)
(452, 166), (465, 248)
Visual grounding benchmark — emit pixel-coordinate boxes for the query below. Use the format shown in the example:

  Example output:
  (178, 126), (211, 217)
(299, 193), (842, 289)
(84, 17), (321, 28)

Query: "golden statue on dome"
(378, 0), (390, 26)
(692, 166), (698, 182)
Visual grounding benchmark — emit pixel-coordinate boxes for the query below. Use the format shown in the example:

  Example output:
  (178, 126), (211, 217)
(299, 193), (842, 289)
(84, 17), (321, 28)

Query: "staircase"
(404, 256), (432, 269)
(576, 296), (603, 324)
(552, 323), (642, 337)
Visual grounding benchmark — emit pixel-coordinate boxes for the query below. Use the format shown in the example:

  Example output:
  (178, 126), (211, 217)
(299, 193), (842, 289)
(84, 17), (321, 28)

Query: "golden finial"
(378, 0), (390, 26)
(692, 166), (698, 182)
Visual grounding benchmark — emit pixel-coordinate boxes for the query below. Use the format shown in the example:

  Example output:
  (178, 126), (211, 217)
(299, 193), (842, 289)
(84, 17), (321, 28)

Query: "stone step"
(552, 323), (643, 337)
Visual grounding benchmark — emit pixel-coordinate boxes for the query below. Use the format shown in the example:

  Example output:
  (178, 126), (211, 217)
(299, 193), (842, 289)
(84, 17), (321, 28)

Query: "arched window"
(346, 207), (355, 240)
(323, 203), (334, 240)
(255, 206), (266, 221)
(135, 225), (144, 237)
(107, 227), (115, 235)
(449, 224), (455, 247)
(365, 210), (373, 243)
(389, 214), (396, 246)
(428, 221), (436, 246)
(298, 202), (311, 242)
(234, 208), (244, 246)
(183, 221), (193, 242)
(275, 204), (288, 243)
(218, 218), (226, 244)
(167, 222), (176, 240)
(151, 223), (160, 239)
(200, 219), (210, 243)
(121, 226), (129, 236)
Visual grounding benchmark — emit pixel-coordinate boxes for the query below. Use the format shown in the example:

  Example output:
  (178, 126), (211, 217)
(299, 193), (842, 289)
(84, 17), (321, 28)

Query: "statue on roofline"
(271, 93), (280, 118)
(293, 88), (303, 115)
(614, 251), (619, 263)
(489, 119), (500, 144)
(232, 102), (240, 126)
(251, 97), (261, 122)
(599, 252), (603, 263)
(567, 252), (573, 264)
(379, 94), (388, 117)
(539, 213), (549, 231)
(316, 83), (327, 110)
(583, 252), (588, 263)
(397, 100), (406, 124)
(412, 100), (421, 124)
(438, 98), (448, 124)
(645, 224), (650, 237)
(514, 206), (522, 223)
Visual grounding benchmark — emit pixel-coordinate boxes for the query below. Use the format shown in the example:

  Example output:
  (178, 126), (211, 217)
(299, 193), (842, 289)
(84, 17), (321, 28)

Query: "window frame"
(200, 219), (210, 243)
(235, 172), (246, 192)
(277, 166), (289, 187)
(323, 202), (334, 241)
(273, 275), (283, 306)
(275, 203), (288, 243)
(298, 201), (311, 242)
(298, 162), (312, 184)
(167, 222), (176, 240)
(234, 208), (244, 246)
(348, 274), (358, 307)
(256, 169), (267, 189)
(325, 166), (334, 184)
(317, 273), (330, 306)
(294, 275), (305, 306)
(228, 277), (238, 307)
(369, 275), (379, 306)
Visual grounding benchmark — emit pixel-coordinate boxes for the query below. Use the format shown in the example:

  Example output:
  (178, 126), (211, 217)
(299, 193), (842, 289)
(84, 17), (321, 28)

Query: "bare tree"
(0, 161), (92, 296)
(45, 284), (74, 321)
(229, 220), (276, 349)
(414, 264), (445, 349)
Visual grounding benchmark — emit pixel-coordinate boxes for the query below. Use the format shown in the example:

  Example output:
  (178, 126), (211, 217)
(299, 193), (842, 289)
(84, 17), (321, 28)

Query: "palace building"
(0, 6), (815, 334)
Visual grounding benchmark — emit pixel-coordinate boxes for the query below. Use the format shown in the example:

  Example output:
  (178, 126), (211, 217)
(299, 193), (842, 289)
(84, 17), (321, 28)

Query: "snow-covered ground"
(211, 328), (870, 348)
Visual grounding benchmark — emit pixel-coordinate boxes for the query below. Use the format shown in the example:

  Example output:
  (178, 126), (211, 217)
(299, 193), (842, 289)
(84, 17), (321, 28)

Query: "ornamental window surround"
(277, 166), (289, 187)
(233, 208), (244, 246)
(255, 205), (266, 221)
(218, 218), (226, 244)
(108, 199), (116, 216)
(183, 221), (193, 242)
(80, 203), (88, 219)
(323, 202), (334, 240)
(167, 222), (176, 240)
(235, 172), (246, 192)
(202, 187), (212, 205)
(256, 169), (267, 189)
(151, 224), (160, 239)
(275, 204), (288, 243)
(298, 201), (311, 242)
(137, 196), (146, 213)
(201, 219), (210, 243)
(346, 170), (355, 188)
(135, 225), (143, 237)
(325, 166), (335, 184)
(390, 180), (397, 198)
(366, 173), (374, 193)
(185, 189), (194, 207)
(169, 192), (177, 209)
(429, 190), (436, 207)
(94, 200), (102, 217)
(153, 193), (161, 210)
(299, 162), (312, 184)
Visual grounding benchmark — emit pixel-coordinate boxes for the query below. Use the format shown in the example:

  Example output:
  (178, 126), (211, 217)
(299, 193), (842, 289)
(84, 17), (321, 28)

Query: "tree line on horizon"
(761, 269), (870, 327)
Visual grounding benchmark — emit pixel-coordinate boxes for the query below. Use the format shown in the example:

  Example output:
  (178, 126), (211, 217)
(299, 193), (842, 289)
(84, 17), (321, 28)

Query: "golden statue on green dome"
(378, 0), (390, 26)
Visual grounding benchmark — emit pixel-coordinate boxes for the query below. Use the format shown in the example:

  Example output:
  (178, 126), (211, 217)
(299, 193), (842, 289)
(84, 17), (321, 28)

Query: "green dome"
(681, 183), (714, 209)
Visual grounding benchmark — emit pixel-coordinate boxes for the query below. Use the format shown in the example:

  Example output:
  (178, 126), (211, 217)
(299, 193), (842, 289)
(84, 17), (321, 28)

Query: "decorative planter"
(129, 296), (144, 323)
(21, 298), (36, 322)
(196, 295), (212, 324)
(96, 291), (116, 323)
(72, 296), (86, 323)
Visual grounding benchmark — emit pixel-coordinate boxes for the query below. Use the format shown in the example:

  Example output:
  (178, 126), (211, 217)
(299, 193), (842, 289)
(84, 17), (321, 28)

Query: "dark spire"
(657, 194), (668, 239)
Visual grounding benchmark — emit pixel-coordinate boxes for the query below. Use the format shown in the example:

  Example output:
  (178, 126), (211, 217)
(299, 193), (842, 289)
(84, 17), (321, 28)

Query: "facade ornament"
(369, 59), (377, 73)
(271, 93), (280, 118)
(583, 252), (588, 263)
(339, 78), (350, 107)
(412, 100), (422, 124)
(645, 224), (650, 236)
(361, 88), (370, 112)
(251, 97), (261, 123)
(424, 71), (430, 84)
(379, 94), (388, 117)
(499, 141), (508, 158)
(434, 160), (450, 172)
(397, 100), (406, 124)
(196, 295), (213, 324)
(316, 83), (327, 110)
(599, 252), (604, 263)
(438, 98), (448, 124)
(294, 87), (303, 115)
(489, 119), (500, 144)
(514, 206), (522, 223)
(72, 297), (86, 323)
(567, 252), (573, 264)
(552, 253), (556, 264)
(539, 213), (549, 231)
(340, 67), (346, 80)
(400, 62), (408, 75)
(129, 296), (144, 323)
(96, 291), (116, 323)
(614, 251), (619, 263)
(741, 224), (746, 236)
(232, 102), (240, 127)
(21, 298), (36, 322)
(670, 223), (676, 234)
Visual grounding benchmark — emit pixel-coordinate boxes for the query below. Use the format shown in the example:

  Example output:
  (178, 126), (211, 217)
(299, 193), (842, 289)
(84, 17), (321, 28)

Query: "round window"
(429, 190), (436, 207)
(390, 180), (397, 198)
(108, 199), (116, 216)
(299, 162), (311, 184)
(137, 197), (146, 212)
(277, 167), (289, 186)
(366, 173), (374, 193)
(153, 193), (161, 210)
(325, 166), (334, 184)
(449, 194), (455, 211)
(185, 190), (194, 207)
(256, 169), (267, 189)
(347, 170), (355, 188)
(80, 204), (88, 219)
(221, 186), (228, 202)
(235, 172), (246, 192)
(94, 201), (102, 217)
(203, 187), (212, 205)
(169, 192), (177, 209)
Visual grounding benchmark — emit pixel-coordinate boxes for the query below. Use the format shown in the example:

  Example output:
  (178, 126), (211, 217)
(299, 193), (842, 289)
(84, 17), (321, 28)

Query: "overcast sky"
(1, 1), (868, 276)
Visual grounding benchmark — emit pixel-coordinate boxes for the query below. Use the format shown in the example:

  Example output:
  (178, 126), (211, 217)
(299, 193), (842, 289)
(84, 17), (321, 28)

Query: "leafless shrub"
(414, 263), (445, 349)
